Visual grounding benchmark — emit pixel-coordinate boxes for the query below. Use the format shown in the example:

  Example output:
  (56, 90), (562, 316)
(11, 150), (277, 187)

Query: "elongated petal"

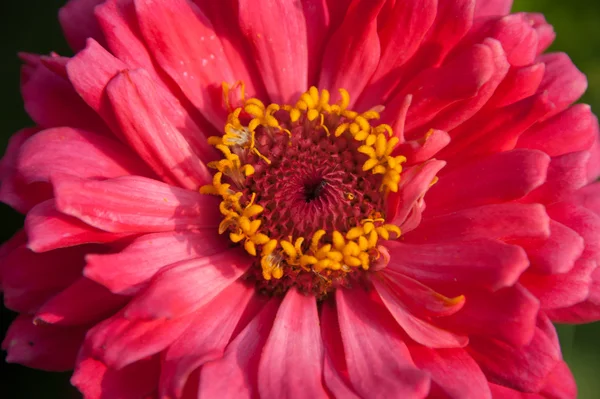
(124, 249), (251, 319)
(199, 299), (281, 398)
(406, 203), (550, 244)
(134, 0), (233, 128)
(474, 0), (513, 17)
(387, 159), (446, 227)
(386, 239), (529, 291)
(336, 287), (431, 398)
(320, 300), (361, 398)
(319, 0), (386, 104)
(160, 281), (255, 398)
(54, 175), (220, 233)
(517, 104), (598, 156)
(72, 349), (160, 399)
(35, 277), (128, 326)
(85, 230), (229, 295)
(538, 53), (587, 119)
(66, 39), (127, 132)
(0, 128), (49, 213)
(16, 127), (152, 186)
(106, 69), (212, 188)
(95, 0), (219, 163)
(523, 220), (584, 275)
(373, 277), (468, 348)
(357, 0), (437, 107)
(2, 245), (90, 313)
(409, 346), (492, 399)
(2, 315), (86, 371)
(26, 200), (129, 252)
(88, 311), (195, 369)
(426, 149), (550, 216)
(238, 0), (310, 103)
(258, 289), (327, 399)
(21, 55), (108, 132)
(468, 326), (560, 393)
(520, 258), (596, 310)
(59, 0), (106, 51)
(438, 285), (540, 347)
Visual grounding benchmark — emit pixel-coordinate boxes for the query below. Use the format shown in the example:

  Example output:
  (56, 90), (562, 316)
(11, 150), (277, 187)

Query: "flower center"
(201, 85), (406, 298)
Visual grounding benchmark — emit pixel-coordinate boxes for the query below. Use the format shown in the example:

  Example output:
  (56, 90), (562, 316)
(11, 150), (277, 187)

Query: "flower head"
(1, 0), (599, 398)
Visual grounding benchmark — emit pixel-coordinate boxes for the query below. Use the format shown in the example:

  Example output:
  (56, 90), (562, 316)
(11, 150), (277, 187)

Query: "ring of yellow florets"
(201, 84), (405, 293)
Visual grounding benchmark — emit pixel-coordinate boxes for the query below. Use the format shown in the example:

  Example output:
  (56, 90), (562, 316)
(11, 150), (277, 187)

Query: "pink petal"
(523, 151), (590, 204)
(520, 258), (596, 310)
(199, 298), (280, 398)
(387, 159), (446, 227)
(238, 0), (313, 103)
(85, 230), (230, 295)
(409, 346), (492, 399)
(124, 249), (251, 319)
(357, 0), (437, 107)
(59, 0), (107, 52)
(88, 311), (194, 369)
(523, 220), (584, 275)
(320, 300), (360, 398)
(486, 63), (545, 109)
(395, 129), (451, 166)
(406, 203), (550, 243)
(0, 128), (49, 213)
(386, 239), (529, 291)
(160, 281), (255, 398)
(392, 0), (475, 88)
(35, 277), (128, 326)
(442, 91), (554, 160)
(438, 285), (540, 347)
(459, 13), (538, 67)
(21, 55), (108, 132)
(54, 175), (220, 233)
(419, 38), (509, 134)
(474, 0), (513, 17)
(528, 13), (556, 54)
(548, 201), (600, 262)
(106, 69), (213, 189)
(378, 271), (466, 318)
(372, 277), (469, 348)
(336, 287), (431, 398)
(258, 288), (328, 399)
(319, 0), (386, 105)
(1, 245), (90, 313)
(390, 42), (495, 134)
(71, 349), (160, 399)
(586, 134), (600, 182)
(16, 127), (152, 186)
(0, 230), (27, 289)
(66, 39), (128, 133)
(468, 325), (560, 393)
(426, 149), (550, 216)
(25, 200), (129, 253)
(517, 104), (598, 157)
(134, 0), (233, 128)
(538, 53), (587, 119)
(191, 0), (268, 98)
(539, 360), (577, 399)
(95, 0), (222, 160)
(2, 314), (86, 371)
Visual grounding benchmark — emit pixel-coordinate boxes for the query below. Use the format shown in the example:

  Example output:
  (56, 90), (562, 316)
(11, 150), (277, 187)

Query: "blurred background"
(0, 0), (599, 397)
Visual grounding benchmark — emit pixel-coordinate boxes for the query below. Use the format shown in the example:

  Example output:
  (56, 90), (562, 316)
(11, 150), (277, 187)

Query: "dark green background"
(0, 1), (598, 397)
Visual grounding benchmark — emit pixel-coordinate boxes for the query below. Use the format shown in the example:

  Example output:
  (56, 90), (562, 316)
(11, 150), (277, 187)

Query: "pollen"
(201, 83), (407, 297)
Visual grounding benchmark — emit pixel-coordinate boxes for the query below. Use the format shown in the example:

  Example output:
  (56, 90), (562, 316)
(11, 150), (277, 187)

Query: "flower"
(1, 0), (599, 397)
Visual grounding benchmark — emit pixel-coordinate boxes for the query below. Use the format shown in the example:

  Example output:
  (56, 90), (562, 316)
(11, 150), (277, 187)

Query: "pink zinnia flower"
(2, 0), (599, 397)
